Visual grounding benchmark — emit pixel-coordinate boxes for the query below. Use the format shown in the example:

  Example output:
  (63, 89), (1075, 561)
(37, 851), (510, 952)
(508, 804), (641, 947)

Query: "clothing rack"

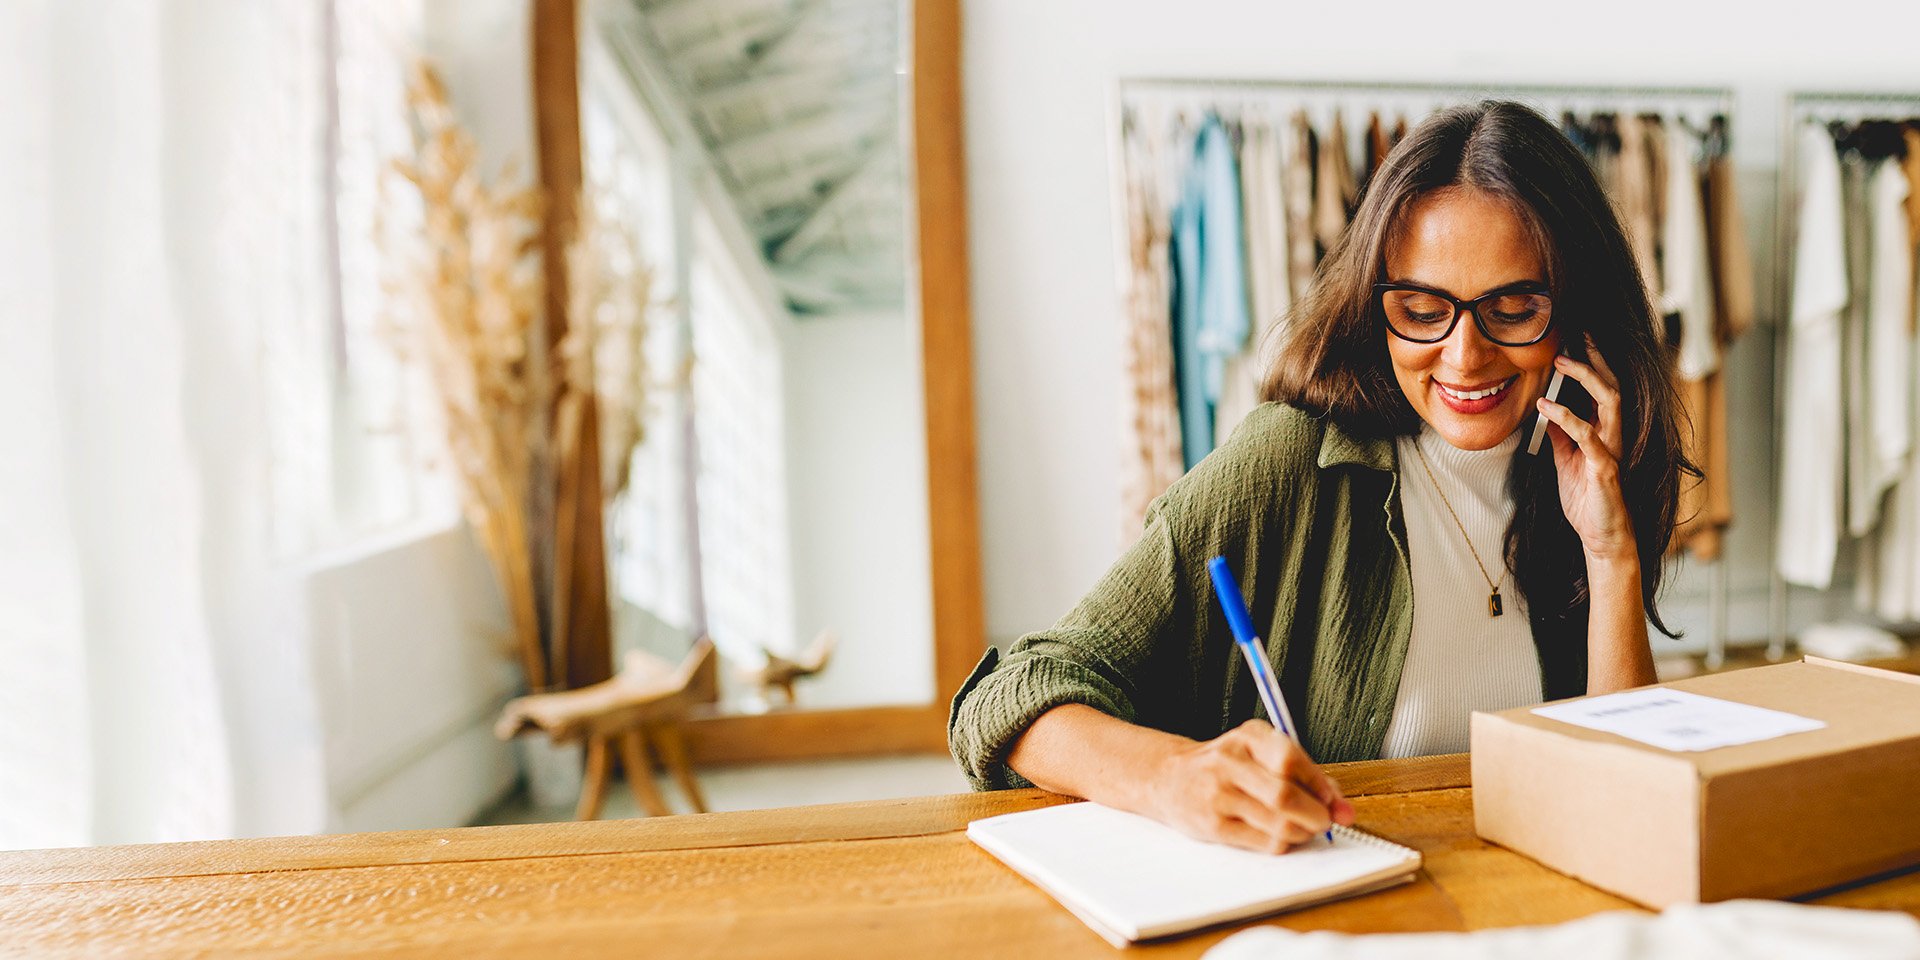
(1111, 78), (1742, 665)
(1116, 77), (1733, 135)
(1768, 92), (1920, 662)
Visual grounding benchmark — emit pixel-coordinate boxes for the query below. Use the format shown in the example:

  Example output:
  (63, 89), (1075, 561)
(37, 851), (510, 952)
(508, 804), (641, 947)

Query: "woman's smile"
(1433, 374), (1519, 413)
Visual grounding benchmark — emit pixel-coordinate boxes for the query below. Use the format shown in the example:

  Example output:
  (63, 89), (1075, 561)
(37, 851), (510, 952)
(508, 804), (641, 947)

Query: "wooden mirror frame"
(532, 0), (984, 765)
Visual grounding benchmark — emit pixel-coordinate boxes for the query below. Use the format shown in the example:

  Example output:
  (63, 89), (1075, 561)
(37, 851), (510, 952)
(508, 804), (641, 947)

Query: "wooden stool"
(744, 630), (836, 706)
(495, 638), (714, 819)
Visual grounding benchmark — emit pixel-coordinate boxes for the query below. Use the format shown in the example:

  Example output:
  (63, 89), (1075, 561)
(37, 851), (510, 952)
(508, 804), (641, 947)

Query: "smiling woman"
(949, 99), (1696, 859)
(1377, 187), (1563, 450)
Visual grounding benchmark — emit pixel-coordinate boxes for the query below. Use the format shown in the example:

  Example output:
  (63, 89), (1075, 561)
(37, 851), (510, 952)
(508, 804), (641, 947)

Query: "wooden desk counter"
(2, 755), (1915, 958)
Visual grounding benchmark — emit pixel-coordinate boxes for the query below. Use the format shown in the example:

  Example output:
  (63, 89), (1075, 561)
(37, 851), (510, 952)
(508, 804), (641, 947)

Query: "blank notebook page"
(968, 801), (1421, 945)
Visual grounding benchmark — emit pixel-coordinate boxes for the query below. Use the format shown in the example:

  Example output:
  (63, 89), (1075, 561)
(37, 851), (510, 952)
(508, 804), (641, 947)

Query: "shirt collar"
(1315, 416), (1396, 473)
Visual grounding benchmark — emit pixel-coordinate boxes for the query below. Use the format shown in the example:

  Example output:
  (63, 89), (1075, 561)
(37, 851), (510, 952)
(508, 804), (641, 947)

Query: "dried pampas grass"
(382, 61), (656, 693)
(559, 185), (660, 503)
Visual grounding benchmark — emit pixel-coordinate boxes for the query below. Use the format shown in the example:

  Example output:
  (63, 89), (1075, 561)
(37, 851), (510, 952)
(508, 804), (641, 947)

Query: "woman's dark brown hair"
(1261, 99), (1695, 699)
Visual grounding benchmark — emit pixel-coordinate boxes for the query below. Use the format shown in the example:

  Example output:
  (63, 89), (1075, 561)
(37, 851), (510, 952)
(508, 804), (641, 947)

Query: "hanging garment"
(1116, 107), (1187, 536)
(1615, 114), (1663, 308)
(1661, 124), (1720, 557)
(1663, 124), (1719, 382)
(1687, 148), (1758, 558)
(1867, 160), (1915, 509)
(1365, 110), (1389, 186)
(1777, 124), (1849, 589)
(1840, 151), (1884, 538)
(1237, 115), (1290, 343)
(1645, 114), (1668, 254)
(1707, 149), (1757, 341)
(1284, 110), (1318, 301)
(1860, 157), (1919, 618)
(1233, 116), (1266, 338)
(1862, 353), (1920, 621)
(1217, 115), (1293, 442)
(1169, 113), (1251, 470)
(1905, 128), (1920, 331)
(1313, 110), (1356, 256)
(1588, 113), (1622, 205)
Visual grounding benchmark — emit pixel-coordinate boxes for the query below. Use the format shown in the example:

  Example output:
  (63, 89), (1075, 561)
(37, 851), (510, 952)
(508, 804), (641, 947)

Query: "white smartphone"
(1527, 368), (1567, 456)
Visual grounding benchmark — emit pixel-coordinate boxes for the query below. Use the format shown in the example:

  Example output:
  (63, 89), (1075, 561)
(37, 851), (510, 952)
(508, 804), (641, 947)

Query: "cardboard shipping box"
(1472, 657), (1920, 907)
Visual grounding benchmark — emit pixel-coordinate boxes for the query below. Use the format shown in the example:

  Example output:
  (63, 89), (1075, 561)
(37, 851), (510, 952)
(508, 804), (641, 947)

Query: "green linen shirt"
(947, 401), (1577, 791)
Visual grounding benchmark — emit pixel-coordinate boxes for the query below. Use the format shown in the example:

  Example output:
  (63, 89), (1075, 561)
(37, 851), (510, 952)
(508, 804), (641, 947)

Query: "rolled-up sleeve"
(947, 506), (1184, 790)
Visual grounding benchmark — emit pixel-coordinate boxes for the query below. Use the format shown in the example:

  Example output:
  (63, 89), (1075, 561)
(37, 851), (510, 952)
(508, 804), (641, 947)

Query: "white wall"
(307, 525), (519, 833)
(784, 311), (936, 708)
(297, 0), (535, 833)
(961, 0), (1914, 652)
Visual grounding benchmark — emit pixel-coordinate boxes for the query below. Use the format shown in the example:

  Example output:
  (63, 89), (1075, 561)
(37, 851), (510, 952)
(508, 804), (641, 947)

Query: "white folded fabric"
(1204, 900), (1920, 960)
(1799, 622), (1909, 663)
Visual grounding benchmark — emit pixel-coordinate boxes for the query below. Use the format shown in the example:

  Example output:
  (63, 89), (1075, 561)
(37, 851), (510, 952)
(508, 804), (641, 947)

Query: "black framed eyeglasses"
(1372, 281), (1555, 347)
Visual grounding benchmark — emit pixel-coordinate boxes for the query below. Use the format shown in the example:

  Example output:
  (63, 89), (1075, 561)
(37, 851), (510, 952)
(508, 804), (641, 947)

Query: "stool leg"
(576, 736), (610, 821)
(617, 730), (673, 817)
(650, 723), (708, 814)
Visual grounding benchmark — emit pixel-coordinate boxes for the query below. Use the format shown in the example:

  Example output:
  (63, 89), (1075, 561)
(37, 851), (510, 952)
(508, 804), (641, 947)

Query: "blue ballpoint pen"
(1207, 556), (1334, 845)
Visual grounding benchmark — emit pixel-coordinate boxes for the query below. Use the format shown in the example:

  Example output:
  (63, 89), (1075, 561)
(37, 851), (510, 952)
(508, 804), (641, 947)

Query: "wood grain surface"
(2, 754), (1914, 959)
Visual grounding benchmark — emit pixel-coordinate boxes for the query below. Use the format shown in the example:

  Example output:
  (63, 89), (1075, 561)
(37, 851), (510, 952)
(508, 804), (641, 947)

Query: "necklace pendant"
(1489, 590), (1503, 618)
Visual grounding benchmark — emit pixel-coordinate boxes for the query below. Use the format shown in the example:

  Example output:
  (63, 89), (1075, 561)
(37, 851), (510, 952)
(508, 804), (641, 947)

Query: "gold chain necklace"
(1410, 441), (1504, 618)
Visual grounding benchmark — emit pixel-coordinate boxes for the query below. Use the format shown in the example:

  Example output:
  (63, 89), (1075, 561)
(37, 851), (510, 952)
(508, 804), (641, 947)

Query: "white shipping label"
(1530, 688), (1826, 752)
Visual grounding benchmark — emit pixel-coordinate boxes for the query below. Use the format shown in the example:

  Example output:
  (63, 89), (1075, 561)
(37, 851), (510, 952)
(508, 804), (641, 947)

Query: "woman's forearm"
(1585, 551), (1655, 693)
(1003, 703), (1190, 814)
(1005, 703), (1353, 854)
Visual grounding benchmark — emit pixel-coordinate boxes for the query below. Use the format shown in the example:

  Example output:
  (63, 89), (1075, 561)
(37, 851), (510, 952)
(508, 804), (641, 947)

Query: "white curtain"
(0, 0), (330, 848)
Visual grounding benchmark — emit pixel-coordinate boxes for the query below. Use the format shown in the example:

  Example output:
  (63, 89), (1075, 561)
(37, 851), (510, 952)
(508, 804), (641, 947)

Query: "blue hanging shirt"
(1168, 114), (1252, 470)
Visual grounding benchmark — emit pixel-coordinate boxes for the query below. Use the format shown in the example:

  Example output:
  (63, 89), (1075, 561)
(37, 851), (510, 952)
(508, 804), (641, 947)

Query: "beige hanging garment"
(1313, 110), (1356, 255)
(1237, 117), (1277, 341)
(1905, 127), (1920, 331)
(1116, 108), (1186, 537)
(1365, 110), (1388, 186)
(1673, 376), (1716, 557)
(1707, 150), (1756, 341)
(1615, 115), (1662, 308)
(1285, 110), (1318, 300)
(1687, 148), (1758, 558)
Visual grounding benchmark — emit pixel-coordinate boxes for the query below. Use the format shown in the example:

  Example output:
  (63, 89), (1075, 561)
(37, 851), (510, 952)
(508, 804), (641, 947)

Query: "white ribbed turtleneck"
(1380, 424), (1544, 759)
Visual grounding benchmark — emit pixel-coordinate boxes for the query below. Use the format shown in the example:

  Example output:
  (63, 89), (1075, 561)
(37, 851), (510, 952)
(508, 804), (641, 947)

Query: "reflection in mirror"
(580, 0), (934, 717)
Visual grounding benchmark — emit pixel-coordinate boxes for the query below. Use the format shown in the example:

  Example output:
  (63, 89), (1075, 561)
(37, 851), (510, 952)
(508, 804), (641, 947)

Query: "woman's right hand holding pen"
(1143, 718), (1354, 854)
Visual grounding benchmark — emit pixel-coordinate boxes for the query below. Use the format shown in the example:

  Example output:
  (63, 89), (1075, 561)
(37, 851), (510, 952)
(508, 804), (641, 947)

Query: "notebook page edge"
(967, 815), (1144, 944)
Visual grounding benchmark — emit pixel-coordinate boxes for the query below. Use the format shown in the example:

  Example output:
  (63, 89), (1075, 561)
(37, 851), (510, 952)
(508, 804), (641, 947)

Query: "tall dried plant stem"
(388, 62), (554, 692)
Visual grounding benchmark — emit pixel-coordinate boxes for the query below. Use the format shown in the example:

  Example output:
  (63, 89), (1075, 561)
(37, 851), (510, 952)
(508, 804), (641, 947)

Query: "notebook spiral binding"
(1331, 823), (1421, 859)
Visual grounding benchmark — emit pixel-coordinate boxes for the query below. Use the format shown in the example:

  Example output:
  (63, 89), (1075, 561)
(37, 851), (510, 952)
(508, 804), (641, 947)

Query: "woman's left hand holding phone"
(1533, 334), (1635, 564)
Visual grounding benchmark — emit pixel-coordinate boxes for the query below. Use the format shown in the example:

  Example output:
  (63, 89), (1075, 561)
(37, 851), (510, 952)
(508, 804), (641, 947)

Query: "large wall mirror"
(0, 0), (979, 854)
(562, 0), (981, 763)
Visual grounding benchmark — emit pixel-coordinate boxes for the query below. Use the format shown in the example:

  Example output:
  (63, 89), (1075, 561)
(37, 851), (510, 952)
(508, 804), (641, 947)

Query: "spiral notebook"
(968, 801), (1422, 947)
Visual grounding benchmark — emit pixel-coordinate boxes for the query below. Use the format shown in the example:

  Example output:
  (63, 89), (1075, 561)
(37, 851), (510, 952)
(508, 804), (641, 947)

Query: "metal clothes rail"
(1768, 91), (1920, 661)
